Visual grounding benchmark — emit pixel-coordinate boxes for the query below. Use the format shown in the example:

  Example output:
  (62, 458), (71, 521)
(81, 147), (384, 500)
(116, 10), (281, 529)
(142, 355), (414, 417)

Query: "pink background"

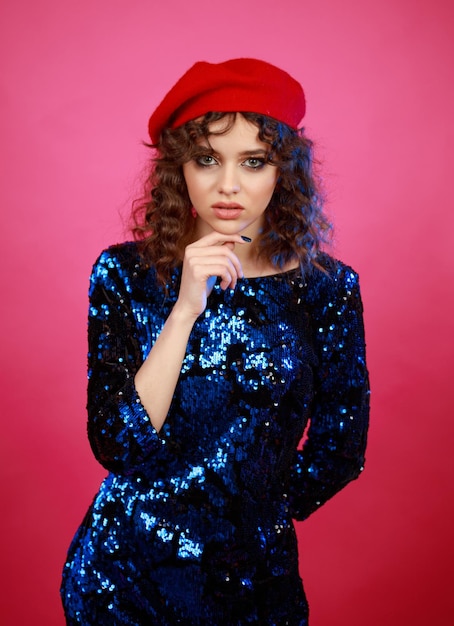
(1, 0), (453, 624)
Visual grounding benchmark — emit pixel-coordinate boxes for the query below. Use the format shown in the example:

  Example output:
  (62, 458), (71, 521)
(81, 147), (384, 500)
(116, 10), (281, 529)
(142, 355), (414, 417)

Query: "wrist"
(169, 301), (200, 328)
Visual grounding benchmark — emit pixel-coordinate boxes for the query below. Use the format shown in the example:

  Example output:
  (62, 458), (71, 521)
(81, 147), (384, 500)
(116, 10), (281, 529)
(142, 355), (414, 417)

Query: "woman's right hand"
(135, 231), (248, 431)
(174, 231), (247, 320)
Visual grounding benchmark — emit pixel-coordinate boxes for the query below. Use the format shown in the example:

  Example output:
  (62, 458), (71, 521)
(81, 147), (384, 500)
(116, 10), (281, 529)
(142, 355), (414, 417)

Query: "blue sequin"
(61, 242), (369, 625)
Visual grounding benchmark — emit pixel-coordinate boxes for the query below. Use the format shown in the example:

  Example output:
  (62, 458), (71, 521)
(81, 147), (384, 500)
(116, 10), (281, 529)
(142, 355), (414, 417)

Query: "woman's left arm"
(288, 263), (370, 521)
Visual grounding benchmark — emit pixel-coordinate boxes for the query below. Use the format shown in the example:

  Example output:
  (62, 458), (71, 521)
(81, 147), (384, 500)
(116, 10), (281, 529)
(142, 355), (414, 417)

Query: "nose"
(218, 165), (240, 195)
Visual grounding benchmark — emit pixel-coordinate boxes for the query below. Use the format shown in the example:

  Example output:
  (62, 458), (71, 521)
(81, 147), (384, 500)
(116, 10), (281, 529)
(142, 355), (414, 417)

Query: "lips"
(211, 202), (245, 220)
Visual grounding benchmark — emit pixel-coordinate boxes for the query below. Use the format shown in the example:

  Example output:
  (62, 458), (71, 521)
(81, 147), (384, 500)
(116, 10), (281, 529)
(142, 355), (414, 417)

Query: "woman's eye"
(195, 155), (217, 167)
(243, 157), (266, 169)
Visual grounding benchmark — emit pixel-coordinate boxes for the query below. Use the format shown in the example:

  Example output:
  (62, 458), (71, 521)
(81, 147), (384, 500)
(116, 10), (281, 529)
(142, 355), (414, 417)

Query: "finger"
(186, 247), (244, 281)
(189, 231), (248, 249)
(188, 256), (240, 289)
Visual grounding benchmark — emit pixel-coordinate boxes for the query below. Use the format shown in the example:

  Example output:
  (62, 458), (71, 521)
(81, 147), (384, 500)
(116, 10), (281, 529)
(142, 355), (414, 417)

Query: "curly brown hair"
(131, 112), (331, 287)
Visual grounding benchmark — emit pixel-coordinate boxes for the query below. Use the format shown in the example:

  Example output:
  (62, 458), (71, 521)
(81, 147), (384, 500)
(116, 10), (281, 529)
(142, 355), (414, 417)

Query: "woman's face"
(182, 114), (278, 240)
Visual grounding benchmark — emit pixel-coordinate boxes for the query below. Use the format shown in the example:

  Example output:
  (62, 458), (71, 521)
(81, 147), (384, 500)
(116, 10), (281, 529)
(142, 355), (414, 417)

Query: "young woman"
(61, 58), (370, 625)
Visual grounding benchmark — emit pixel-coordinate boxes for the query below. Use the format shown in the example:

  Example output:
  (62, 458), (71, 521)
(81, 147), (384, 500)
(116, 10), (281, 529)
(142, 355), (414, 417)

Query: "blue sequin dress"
(61, 242), (369, 625)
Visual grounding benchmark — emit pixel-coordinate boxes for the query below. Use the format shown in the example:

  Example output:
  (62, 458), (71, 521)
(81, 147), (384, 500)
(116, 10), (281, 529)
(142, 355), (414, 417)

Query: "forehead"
(203, 114), (265, 150)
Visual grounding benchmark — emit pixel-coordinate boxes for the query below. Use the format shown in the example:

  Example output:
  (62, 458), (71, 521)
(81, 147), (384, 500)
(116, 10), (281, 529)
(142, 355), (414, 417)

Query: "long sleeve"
(288, 262), (370, 521)
(86, 247), (164, 474)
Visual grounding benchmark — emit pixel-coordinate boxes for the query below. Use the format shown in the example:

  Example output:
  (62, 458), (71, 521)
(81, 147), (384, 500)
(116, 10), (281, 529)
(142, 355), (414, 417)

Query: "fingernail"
(241, 235), (252, 242)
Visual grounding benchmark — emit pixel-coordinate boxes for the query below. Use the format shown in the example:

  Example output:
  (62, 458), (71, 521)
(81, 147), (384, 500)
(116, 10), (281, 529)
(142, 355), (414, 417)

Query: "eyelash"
(243, 157), (266, 170)
(194, 155), (267, 170)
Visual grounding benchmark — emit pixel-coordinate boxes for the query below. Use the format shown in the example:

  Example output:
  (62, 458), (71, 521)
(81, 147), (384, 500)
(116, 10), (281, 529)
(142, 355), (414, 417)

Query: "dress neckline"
(240, 266), (302, 281)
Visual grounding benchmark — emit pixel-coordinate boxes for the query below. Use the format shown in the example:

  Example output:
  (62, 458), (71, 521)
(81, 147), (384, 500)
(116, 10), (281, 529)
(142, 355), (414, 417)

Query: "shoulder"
(89, 241), (178, 304)
(92, 241), (142, 273)
(308, 252), (360, 290)
(89, 241), (153, 293)
(304, 253), (363, 312)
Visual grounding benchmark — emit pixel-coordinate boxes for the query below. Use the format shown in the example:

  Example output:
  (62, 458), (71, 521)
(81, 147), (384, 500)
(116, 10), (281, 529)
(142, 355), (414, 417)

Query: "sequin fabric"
(61, 242), (369, 625)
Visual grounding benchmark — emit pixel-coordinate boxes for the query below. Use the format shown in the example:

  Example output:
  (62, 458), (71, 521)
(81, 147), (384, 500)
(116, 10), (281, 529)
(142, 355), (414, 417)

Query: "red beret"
(148, 58), (306, 144)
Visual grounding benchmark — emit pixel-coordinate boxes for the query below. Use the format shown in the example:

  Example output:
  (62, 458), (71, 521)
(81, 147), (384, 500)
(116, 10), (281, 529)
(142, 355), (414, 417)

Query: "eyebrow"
(194, 146), (270, 159)
(237, 149), (269, 157)
(199, 148), (269, 157)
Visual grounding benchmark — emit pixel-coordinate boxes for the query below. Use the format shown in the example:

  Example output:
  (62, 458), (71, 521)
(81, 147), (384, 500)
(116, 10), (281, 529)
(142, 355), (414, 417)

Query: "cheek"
(182, 167), (192, 191)
(186, 182), (204, 207)
(183, 168), (209, 197)
(182, 173), (199, 203)
(262, 173), (278, 202)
